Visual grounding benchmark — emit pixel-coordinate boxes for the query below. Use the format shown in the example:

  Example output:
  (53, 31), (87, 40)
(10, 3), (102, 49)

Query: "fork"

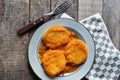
(17, 0), (72, 36)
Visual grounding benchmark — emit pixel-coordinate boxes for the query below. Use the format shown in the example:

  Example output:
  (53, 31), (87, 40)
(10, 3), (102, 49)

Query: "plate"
(28, 18), (95, 80)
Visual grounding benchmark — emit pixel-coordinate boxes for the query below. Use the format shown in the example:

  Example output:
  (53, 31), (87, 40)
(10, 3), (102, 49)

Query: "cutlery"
(17, 0), (72, 36)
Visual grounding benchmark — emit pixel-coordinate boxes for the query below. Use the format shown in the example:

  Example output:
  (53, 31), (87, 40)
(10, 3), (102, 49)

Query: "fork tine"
(58, 0), (72, 10)
(53, 0), (72, 14)
(46, 0), (72, 16)
(59, 2), (71, 12)
(59, 2), (71, 9)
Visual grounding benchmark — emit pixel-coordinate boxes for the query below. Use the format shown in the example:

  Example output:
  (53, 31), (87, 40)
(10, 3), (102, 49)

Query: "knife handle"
(17, 16), (49, 36)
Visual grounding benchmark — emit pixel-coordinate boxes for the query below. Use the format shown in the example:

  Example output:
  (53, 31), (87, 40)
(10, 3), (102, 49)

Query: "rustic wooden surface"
(0, 0), (120, 80)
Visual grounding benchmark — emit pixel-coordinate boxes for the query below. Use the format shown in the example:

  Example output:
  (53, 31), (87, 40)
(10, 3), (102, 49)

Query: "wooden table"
(0, 0), (120, 80)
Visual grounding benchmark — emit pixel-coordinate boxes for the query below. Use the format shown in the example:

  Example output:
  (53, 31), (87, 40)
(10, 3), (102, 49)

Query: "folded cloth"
(61, 13), (120, 80)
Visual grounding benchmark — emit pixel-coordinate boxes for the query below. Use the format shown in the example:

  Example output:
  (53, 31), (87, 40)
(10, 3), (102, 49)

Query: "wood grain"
(29, 0), (50, 37)
(78, 0), (102, 20)
(0, 0), (30, 79)
(103, 0), (120, 50)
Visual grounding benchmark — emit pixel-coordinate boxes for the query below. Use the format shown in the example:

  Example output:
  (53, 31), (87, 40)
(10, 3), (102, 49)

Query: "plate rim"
(28, 18), (95, 80)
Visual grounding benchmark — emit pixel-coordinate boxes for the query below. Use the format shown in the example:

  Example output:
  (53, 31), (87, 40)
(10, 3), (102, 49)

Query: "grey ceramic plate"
(28, 18), (95, 80)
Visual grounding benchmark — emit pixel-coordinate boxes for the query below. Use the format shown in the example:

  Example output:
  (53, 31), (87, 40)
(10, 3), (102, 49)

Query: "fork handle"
(17, 16), (49, 36)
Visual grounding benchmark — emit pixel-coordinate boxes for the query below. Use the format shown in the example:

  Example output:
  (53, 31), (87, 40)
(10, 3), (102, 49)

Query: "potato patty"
(41, 50), (66, 76)
(65, 39), (88, 66)
(43, 24), (71, 49)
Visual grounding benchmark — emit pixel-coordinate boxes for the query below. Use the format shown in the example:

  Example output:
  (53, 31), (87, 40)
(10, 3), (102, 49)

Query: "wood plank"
(30, 0), (50, 21)
(28, 0), (50, 79)
(0, 0), (30, 79)
(51, 0), (78, 20)
(103, 0), (120, 50)
(78, 0), (102, 20)
(29, 0), (50, 36)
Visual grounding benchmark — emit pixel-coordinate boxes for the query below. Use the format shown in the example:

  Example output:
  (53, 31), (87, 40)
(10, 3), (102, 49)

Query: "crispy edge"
(65, 39), (88, 66)
(41, 50), (66, 76)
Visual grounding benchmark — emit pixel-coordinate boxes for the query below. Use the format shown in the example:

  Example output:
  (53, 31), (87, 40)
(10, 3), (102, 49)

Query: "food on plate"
(64, 39), (88, 66)
(43, 24), (71, 49)
(38, 43), (48, 59)
(38, 24), (88, 76)
(41, 50), (66, 76)
(62, 63), (79, 74)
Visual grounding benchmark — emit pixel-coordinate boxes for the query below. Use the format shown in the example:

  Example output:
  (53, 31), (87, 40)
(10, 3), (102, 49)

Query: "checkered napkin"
(61, 13), (120, 80)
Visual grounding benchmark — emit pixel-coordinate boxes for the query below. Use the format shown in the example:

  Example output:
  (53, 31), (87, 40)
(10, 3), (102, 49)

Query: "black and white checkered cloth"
(61, 13), (120, 80)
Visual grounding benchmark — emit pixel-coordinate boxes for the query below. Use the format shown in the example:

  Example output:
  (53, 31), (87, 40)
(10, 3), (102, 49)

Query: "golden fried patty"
(41, 50), (66, 76)
(65, 39), (88, 66)
(43, 24), (71, 49)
